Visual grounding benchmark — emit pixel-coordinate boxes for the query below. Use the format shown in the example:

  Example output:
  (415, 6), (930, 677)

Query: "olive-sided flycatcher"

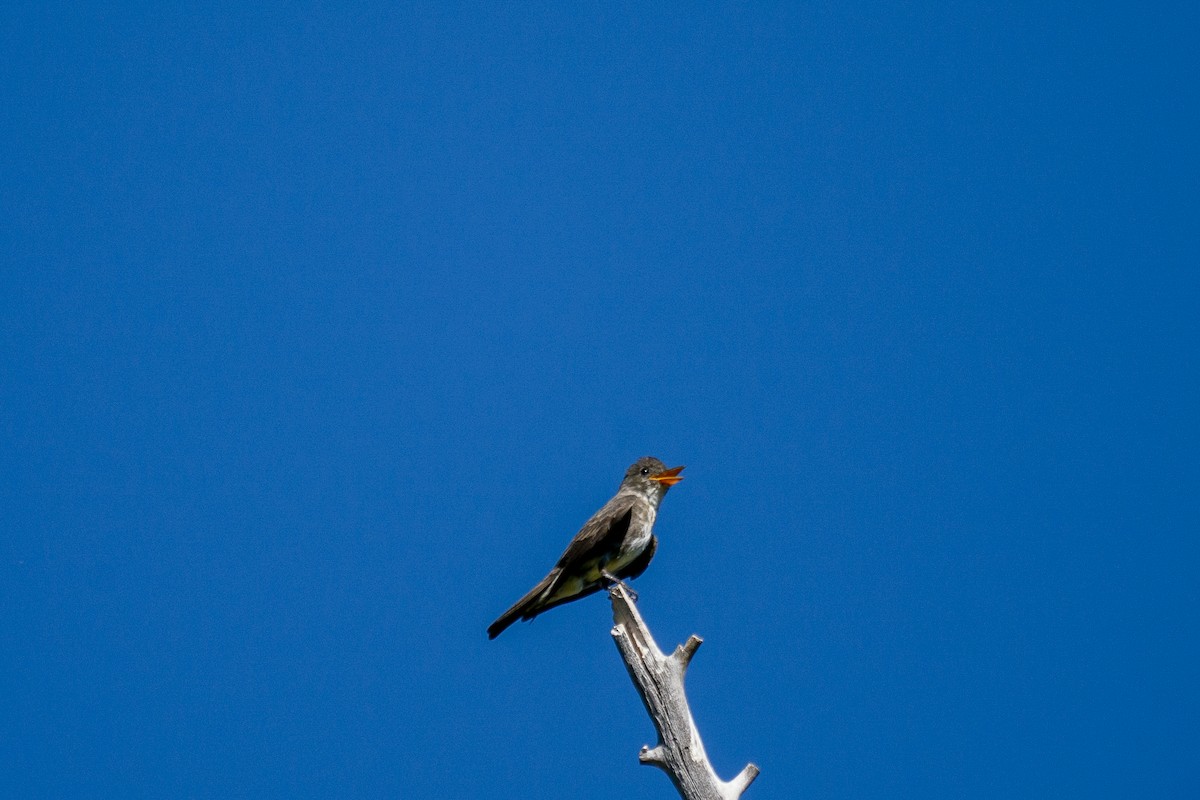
(487, 456), (684, 639)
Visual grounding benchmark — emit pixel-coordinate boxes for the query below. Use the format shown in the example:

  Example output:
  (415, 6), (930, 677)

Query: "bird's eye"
(640, 467), (650, 475)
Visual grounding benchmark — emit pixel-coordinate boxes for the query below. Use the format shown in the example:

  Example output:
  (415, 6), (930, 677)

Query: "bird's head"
(621, 456), (685, 498)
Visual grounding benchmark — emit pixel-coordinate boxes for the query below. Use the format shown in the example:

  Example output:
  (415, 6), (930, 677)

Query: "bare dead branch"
(609, 584), (759, 800)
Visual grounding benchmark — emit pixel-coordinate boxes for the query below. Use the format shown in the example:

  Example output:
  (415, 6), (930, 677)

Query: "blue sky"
(1, 3), (1196, 798)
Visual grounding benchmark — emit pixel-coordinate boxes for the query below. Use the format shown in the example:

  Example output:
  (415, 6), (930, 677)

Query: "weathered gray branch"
(609, 584), (760, 800)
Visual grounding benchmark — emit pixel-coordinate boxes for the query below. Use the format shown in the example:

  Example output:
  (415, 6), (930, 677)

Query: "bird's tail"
(487, 570), (559, 639)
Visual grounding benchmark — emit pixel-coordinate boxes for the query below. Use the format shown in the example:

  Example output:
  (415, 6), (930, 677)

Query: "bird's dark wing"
(554, 497), (635, 571)
(533, 498), (634, 603)
(539, 522), (654, 617)
(488, 498), (648, 638)
(617, 533), (656, 581)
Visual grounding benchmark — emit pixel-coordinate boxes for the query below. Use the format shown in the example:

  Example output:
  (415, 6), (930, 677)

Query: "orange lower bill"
(649, 465), (685, 486)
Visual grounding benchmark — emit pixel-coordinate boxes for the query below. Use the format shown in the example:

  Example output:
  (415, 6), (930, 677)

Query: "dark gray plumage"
(487, 457), (684, 639)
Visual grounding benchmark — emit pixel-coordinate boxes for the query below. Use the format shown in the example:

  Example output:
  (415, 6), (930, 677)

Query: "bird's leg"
(601, 570), (638, 602)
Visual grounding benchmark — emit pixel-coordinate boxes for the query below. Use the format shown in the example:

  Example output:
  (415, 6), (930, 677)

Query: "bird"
(487, 456), (684, 639)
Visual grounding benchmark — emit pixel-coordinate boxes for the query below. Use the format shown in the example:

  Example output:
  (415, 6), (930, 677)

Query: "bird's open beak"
(649, 465), (685, 486)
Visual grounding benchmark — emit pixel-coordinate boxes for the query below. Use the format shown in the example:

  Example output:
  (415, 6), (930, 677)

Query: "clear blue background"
(2, 3), (1196, 798)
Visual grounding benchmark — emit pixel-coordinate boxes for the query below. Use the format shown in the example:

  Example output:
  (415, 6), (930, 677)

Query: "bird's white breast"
(610, 503), (655, 571)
